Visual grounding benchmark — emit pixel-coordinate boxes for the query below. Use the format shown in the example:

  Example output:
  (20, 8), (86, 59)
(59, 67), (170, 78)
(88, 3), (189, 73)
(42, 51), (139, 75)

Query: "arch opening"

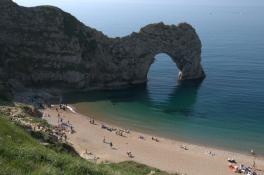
(147, 53), (179, 83)
(147, 53), (179, 103)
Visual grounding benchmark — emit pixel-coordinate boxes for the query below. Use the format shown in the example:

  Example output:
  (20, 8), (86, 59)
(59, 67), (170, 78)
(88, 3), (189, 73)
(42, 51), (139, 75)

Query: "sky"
(13, 0), (264, 7)
(12, 0), (264, 38)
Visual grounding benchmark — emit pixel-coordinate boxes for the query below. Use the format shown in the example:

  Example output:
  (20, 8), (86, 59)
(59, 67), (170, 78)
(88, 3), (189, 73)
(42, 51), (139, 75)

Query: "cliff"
(0, 0), (205, 90)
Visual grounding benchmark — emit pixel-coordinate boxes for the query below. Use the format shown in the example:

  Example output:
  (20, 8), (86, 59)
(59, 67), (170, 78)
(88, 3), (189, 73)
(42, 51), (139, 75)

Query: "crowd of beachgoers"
(228, 157), (257, 175)
(47, 104), (165, 161)
(3, 92), (263, 175)
(40, 103), (262, 175)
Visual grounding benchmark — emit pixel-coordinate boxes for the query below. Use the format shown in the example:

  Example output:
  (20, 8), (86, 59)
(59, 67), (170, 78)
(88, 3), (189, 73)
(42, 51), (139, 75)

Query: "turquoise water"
(39, 3), (264, 154)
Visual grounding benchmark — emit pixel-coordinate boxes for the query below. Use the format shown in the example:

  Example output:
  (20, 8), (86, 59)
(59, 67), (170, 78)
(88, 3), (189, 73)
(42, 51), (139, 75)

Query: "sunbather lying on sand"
(180, 145), (188, 150)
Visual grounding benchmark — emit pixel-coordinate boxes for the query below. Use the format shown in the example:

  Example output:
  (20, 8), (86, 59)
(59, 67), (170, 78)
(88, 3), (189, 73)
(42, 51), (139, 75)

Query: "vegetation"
(0, 112), (176, 175)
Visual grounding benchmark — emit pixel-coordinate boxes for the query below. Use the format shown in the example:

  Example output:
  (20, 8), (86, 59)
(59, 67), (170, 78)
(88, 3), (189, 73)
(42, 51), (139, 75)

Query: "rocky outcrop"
(0, 0), (205, 90)
(0, 80), (12, 100)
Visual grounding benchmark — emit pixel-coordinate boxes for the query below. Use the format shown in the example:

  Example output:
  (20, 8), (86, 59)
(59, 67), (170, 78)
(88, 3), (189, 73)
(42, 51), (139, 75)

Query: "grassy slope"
(0, 115), (174, 175)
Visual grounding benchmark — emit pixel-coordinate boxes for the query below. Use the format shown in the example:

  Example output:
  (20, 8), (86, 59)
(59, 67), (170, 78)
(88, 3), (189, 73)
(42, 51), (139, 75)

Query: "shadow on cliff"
(63, 79), (204, 117)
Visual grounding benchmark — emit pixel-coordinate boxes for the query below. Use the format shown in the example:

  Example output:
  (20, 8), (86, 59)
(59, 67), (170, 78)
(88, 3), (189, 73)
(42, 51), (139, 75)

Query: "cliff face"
(0, 0), (205, 90)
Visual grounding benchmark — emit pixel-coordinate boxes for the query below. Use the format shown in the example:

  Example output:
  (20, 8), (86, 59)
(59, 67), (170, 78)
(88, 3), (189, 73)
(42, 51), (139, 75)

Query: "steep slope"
(0, 111), (175, 175)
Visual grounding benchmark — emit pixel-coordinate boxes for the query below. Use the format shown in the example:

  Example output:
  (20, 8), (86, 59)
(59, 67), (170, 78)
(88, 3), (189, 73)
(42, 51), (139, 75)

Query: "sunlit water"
(16, 1), (264, 154)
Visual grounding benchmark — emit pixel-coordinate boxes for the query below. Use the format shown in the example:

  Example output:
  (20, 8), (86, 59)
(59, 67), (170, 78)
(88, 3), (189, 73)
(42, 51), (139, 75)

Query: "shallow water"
(17, 1), (264, 154)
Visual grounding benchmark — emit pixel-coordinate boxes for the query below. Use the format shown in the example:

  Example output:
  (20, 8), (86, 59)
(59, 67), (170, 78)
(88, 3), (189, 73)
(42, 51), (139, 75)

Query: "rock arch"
(112, 22), (206, 85)
(0, 0), (205, 90)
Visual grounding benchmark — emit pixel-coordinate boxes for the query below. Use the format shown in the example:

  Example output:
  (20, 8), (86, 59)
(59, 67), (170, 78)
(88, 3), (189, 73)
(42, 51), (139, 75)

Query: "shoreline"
(70, 104), (264, 157)
(43, 105), (264, 175)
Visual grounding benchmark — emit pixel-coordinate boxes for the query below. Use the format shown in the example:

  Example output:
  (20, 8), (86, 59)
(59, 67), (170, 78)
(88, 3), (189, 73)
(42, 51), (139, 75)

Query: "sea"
(17, 1), (264, 155)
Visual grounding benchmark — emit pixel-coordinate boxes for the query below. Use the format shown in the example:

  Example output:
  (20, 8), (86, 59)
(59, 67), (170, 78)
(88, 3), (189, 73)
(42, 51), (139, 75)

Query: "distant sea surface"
(50, 3), (264, 154)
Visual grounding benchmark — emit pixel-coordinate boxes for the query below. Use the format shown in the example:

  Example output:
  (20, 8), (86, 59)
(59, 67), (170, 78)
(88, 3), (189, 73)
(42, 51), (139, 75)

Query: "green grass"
(0, 115), (175, 175)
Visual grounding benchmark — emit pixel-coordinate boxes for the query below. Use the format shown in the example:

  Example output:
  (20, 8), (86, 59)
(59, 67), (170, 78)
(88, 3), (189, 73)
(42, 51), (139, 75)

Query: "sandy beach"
(43, 106), (264, 175)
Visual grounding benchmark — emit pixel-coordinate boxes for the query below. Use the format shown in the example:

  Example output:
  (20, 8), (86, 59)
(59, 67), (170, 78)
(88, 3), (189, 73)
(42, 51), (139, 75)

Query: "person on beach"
(110, 142), (113, 148)
(180, 145), (188, 150)
(251, 149), (256, 156)
(252, 160), (256, 170)
(127, 152), (134, 158)
(90, 117), (95, 124)
(139, 135), (144, 140)
(42, 112), (45, 118)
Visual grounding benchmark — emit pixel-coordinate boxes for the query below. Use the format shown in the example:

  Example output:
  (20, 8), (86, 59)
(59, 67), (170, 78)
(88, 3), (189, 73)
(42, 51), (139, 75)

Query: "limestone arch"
(127, 22), (206, 85)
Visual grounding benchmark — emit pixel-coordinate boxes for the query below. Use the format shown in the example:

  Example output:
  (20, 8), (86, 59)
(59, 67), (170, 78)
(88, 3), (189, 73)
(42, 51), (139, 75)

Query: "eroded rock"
(0, 0), (205, 90)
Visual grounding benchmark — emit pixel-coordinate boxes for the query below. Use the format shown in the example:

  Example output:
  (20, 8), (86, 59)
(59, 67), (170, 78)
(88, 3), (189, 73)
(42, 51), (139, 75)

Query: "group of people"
(227, 152), (258, 175)
(207, 151), (215, 157)
(40, 106), (73, 143)
(88, 117), (165, 161)
(152, 137), (159, 142)
(138, 135), (161, 143)
(115, 129), (125, 137)
(83, 149), (100, 163)
(59, 104), (68, 111)
(103, 137), (113, 148)
(100, 123), (136, 158)
(228, 162), (257, 175)
(101, 124), (116, 132)
(103, 136), (134, 158)
(57, 114), (74, 134)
